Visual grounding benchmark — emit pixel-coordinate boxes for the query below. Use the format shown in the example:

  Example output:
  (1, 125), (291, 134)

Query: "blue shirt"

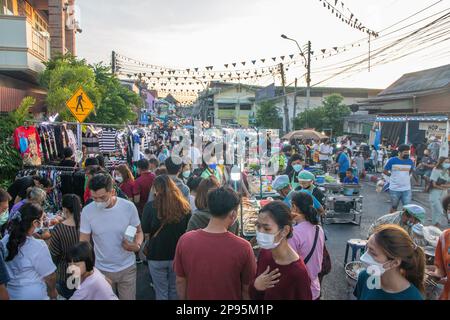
(0, 242), (9, 285)
(338, 152), (350, 173)
(284, 190), (322, 210)
(343, 176), (359, 184)
(354, 270), (423, 300)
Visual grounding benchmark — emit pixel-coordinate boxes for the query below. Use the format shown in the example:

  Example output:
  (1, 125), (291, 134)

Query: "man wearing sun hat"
(367, 204), (426, 237)
(297, 170), (326, 207)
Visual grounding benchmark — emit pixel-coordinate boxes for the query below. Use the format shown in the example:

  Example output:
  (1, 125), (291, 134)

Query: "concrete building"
(355, 64), (450, 145)
(0, 0), (80, 113)
(193, 81), (381, 129)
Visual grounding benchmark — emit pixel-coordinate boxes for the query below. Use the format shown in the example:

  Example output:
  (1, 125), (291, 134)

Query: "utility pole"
(279, 63), (290, 133)
(111, 51), (116, 75)
(306, 41), (311, 112)
(293, 78), (298, 130)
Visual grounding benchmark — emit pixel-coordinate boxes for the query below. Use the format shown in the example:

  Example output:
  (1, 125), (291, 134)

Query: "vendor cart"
(323, 183), (363, 225)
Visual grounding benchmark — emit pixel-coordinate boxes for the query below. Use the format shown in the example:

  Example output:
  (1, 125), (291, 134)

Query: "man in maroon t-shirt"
(133, 159), (155, 216)
(174, 187), (256, 300)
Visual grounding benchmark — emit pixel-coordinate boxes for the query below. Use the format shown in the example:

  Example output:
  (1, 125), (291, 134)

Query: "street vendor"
(272, 175), (323, 214)
(343, 168), (359, 184)
(296, 170), (326, 207)
(367, 204), (426, 238)
(284, 154), (305, 190)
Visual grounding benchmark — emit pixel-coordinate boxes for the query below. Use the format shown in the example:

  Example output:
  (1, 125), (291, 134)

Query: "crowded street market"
(0, 0), (449, 308)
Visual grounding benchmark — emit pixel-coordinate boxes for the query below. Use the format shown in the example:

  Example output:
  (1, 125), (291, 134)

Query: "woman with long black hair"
(289, 192), (325, 300)
(0, 203), (57, 300)
(49, 194), (81, 299)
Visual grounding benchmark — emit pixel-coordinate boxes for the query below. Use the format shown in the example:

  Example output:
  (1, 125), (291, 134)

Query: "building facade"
(0, 0), (80, 113)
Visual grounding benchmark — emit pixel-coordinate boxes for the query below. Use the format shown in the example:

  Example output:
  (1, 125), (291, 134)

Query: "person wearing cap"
(367, 204), (426, 238)
(297, 170), (326, 208)
(272, 175), (323, 213)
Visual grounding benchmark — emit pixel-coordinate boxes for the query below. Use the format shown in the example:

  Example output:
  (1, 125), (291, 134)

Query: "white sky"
(76, 0), (450, 91)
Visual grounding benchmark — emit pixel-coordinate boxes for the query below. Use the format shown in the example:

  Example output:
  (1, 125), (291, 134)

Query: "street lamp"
(231, 165), (244, 237)
(281, 34), (311, 122)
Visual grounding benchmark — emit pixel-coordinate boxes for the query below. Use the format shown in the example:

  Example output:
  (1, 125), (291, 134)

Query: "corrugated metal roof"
(379, 64), (450, 96)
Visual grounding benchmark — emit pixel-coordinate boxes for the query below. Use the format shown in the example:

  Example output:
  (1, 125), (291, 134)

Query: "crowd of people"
(0, 130), (449, 301)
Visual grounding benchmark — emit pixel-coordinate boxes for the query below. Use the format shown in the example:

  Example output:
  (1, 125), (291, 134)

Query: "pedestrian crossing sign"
(66, 87), (95, 123)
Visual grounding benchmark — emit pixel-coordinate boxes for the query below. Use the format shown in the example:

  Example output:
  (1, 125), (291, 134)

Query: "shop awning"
(376, 115), (448, 122)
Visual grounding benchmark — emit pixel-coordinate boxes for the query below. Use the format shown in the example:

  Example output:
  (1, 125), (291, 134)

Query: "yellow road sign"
(66, 87), (95, 123)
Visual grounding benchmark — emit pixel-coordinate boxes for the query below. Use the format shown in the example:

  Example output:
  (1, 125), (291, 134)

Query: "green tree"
(39, 54), (100, 121)
(0, 97), (35, 188)
(293, 107), (325, 131)
(255, 101), (283, 129)
(293, 94), (350, 136)
(87, 63), (140, 124)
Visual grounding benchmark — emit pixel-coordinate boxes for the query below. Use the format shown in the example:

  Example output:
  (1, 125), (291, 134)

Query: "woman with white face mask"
(250, 201), (312, 300)
(354, 224), (425, 300)
(1, 203), (57, 300)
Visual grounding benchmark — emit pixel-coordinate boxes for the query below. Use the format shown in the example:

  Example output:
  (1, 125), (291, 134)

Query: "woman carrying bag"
(141, 175), (191, 300)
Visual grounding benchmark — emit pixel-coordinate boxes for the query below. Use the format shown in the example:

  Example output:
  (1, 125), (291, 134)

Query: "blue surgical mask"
(182, 171), (191, 179)
(293, 164), (302, 172)
(0, 209), (9, 226)
(443, 163), (450, 169)
(209, 164), (217, 170)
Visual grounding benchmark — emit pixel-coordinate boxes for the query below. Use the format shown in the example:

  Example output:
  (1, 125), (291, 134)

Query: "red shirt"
(120, 180), (135, 199)
(173, 230), (256, 300)
(250, 249), (312, 300)
(133, 171), (155, 213)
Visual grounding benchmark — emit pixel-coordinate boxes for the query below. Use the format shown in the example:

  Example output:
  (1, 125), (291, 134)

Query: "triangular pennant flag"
(186, 69), (190, 73)
(232, 63), (237, 67)
(333, 47), (338, 51)
(241, 62), (246, 66)
(175, 77), (178, 81)
(252, 60), (256, 65)
(321, 49), (326, 53)
(272, 57), (276, 62)
(151, 72), (155, 76)
(261, 59), (266, 63)
(160, 71), (164, 75)
(280, 56), (285, 61)
(194, 68), (199, 72)
(224, 64), (229, 68)
(184, 77), (187, 80)
(289, 54), (294, 59)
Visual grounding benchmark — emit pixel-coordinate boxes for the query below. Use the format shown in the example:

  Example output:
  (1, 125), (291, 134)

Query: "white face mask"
(95, 198), (110, 210)
(256, 230), (282, 250)
(115, 175), (123, 183)
(360, 251), (389, 275)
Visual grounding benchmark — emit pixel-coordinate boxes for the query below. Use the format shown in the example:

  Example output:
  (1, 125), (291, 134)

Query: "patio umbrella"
(282, 129), (327, 141)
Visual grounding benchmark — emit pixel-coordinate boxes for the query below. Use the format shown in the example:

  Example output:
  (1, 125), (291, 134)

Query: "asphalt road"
(136, 181), (432, 300)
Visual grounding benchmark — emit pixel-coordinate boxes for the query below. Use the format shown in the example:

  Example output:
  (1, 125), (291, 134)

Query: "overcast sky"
(76, 0), (449, 91)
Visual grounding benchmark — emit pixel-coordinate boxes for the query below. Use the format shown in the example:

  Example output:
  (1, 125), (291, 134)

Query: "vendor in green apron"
(284, 154), (305, 190)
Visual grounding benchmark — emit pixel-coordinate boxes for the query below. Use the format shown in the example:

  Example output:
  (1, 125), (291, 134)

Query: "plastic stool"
(344, 239), (367, 265)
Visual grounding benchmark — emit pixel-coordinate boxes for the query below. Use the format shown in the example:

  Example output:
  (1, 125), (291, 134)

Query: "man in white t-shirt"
(80, 173), (143, 300)
(383, 144), (415, 213)
(319, 140), (332, 172)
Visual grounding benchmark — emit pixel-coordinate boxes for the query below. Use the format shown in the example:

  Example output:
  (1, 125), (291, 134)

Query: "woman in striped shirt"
(49, 194), (81, 299)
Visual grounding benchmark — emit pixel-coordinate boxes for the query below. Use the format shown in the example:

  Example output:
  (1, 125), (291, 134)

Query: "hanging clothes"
(13, 126), (42, 166)
(99, 128), (118, 153)
(83, 126), (100, 155)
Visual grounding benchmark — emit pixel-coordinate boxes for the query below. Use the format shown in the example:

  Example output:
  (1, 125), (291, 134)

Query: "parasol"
(282, 129), (327, 141)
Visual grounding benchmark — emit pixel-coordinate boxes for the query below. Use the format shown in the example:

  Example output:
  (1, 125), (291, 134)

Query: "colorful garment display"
(13, 126), (42, 166)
